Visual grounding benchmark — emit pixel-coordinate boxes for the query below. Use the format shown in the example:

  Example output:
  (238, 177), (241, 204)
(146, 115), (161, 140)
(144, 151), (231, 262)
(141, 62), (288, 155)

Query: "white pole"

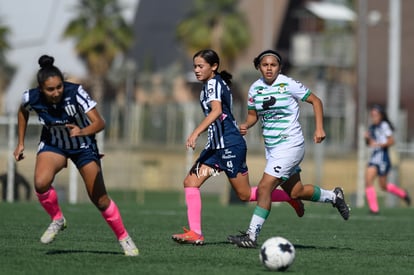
(387, 1), (401, 122)
(356, 0), (368, 208)
(386, 0), (401, 207)
(6, 115), (16, 203)
(68, 162), (78, 204)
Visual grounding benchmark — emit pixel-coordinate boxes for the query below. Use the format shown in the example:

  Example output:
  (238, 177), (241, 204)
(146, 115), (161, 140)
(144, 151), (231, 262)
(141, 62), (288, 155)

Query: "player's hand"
(13, 145), (25, 161)
(186, 132), (198, 150)
(313, 129), (326, 144)
(66, 124), (82, 137)
(239, 123), (248, 136)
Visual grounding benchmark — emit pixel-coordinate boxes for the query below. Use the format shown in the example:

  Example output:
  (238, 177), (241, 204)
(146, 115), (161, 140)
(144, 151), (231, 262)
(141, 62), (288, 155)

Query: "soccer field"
(0, 191), (413, 275)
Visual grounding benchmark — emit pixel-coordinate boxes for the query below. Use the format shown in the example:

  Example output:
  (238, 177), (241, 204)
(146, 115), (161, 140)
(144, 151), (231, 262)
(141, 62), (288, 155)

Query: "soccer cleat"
(228, 232), (257, 248)
(119, 235), (139, 256)
(172, 227), (204, 245)
(40, 217), (67, 244)
(403, 190), (411, 206)
(287, 199), (305, 217)
(332, 187), (350, 220)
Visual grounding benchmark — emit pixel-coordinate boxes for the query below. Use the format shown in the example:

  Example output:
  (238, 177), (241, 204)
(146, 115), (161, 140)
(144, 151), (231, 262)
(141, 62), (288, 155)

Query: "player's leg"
(226, 142), (305, 216)
(228, 172), (280, 248)
(230, 175), (304, 217)
(282, 173), (349, 220)
(79, 160), (138, 256)
(34, 150), (67, 243)
(365, 166), (379, 213)
(172, 163), (210, 245)
(377, 175), (411, 205)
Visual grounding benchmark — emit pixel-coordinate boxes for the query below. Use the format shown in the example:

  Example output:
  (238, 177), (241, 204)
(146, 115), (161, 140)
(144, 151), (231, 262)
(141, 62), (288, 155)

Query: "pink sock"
(249, 186), (291, 202)
(185, 187), (202, 235)
(365, 186), (379, 213)
(36, 186), (63, 221)
(101, 200), (128, 240)
(386, 183), (406, 198)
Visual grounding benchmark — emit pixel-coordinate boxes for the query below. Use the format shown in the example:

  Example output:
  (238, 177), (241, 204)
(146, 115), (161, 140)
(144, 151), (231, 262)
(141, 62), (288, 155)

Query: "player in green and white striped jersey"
(228, 50), (350, 248)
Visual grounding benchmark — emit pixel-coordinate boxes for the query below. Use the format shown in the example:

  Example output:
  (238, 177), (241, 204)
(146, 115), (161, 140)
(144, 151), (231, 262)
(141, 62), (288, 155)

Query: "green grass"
(1, 191), (413, 275)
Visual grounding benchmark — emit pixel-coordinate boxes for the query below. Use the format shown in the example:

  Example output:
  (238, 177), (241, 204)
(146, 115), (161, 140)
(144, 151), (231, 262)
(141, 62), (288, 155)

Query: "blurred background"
(0, 0), (413, 208)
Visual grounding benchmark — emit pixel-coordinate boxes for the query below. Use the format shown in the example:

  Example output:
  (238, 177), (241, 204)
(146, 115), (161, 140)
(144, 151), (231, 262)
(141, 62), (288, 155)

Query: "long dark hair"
(372, 104), (394, 130)
(37, 55), (64, 87)
(193, 49), (232, 86)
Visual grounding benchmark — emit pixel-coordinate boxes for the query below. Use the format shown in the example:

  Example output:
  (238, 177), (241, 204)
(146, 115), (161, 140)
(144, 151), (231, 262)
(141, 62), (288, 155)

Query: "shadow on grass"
(171, 241), (353, 251)
(45, 249), (121, 255)
(294, 244), (353, 251)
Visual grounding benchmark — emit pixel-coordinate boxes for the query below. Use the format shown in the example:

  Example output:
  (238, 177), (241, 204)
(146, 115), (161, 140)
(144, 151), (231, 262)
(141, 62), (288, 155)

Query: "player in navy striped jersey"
(228, 50), (350, 248)
(172, 49), (304, 245)
(13, 55), (138, 256)
(365, 104), (410, 214)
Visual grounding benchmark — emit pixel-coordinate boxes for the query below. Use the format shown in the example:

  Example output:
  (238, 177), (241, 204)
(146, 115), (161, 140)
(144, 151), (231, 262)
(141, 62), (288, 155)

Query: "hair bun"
(38, 55), (55, 69)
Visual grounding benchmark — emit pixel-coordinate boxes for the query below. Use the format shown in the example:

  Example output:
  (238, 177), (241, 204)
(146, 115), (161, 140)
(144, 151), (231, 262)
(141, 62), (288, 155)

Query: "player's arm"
(305, 93), (326, 143)
(187, 100), (222, 149)
(14, 105), (29, 161)
(66, 107), (105, 137)
(373, 135), (394, 148)
(239, 109), (258, 136)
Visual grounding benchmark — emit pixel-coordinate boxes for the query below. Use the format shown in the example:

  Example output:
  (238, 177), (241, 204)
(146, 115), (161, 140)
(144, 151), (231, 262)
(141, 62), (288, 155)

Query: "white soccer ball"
(259, 236), (295, 271)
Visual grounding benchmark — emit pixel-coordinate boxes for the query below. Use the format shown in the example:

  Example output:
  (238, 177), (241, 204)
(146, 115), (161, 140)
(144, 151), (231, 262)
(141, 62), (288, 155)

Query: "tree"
(176, 0), (250, 70)
(0, 21), (14, 95)
(63, 0), (134, 104)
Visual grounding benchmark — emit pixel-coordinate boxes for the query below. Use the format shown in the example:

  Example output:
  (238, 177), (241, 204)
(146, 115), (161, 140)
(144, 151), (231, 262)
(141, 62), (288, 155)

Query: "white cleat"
(40, 217), (67, 244)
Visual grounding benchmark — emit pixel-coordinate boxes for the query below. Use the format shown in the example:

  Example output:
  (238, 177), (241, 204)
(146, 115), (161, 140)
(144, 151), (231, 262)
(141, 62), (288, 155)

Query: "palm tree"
(176, 0), (250, 70)
(63, 0), (134, 105)
(0, 21), (14, 95)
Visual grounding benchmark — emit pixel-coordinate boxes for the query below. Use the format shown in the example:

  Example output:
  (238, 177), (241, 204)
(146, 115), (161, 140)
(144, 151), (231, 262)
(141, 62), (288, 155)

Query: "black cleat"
(228, 232), (257, 248)
(332, 187), (350, 220)
(404, 190), (411, 206)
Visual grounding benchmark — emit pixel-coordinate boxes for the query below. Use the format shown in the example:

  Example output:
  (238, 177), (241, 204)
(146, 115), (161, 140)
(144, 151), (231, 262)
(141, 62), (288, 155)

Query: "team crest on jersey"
(64, 104), (77, 116)
(276, 83), (288, 93)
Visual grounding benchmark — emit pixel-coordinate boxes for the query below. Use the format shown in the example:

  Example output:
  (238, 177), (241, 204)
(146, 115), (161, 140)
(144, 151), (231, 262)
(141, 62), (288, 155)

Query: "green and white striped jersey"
(247, 74), (311, 148)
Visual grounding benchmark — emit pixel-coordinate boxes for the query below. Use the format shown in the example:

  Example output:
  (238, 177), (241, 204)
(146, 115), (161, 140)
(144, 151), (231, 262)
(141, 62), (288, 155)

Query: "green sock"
(310, 186), (321, 202)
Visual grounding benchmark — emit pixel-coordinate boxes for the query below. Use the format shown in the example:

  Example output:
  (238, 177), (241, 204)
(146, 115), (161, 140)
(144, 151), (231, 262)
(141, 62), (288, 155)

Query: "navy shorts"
(368, 150), (391, 176)
(191, 142), (248, 179)
(37, 141), (101, 169)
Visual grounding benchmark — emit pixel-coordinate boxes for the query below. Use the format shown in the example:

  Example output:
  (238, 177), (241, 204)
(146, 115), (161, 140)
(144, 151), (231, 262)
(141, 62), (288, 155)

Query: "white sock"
(319, 189), (335, 203)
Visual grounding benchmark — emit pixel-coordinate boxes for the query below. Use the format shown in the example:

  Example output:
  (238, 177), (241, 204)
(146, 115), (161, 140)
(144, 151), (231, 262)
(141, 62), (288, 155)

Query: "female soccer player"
(171, 49), (304, 245)
(13, 55), (138, 256)
(228, 49), (350, 248)
(365, 104), (411, 214)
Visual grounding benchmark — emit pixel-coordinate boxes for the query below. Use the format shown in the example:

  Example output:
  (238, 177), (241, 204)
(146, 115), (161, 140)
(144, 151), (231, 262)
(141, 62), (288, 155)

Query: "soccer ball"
(259, 236), (295, 271)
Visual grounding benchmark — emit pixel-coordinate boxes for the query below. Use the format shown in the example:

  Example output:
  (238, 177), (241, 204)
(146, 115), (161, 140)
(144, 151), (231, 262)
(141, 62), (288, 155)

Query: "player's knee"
(237, 192), (250, 202)
(94, 195), (110, 211)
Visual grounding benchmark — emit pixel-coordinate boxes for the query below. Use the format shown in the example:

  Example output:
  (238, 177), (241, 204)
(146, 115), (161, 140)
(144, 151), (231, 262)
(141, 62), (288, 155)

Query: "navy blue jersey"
(367, 121), (392, 175)
(199, 74), (244, 149)
(22, 82), (97, 150)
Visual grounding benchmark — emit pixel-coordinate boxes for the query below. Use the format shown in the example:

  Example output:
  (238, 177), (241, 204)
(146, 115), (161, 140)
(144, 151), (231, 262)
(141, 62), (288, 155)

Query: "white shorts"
(264, 143), (305, 181)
